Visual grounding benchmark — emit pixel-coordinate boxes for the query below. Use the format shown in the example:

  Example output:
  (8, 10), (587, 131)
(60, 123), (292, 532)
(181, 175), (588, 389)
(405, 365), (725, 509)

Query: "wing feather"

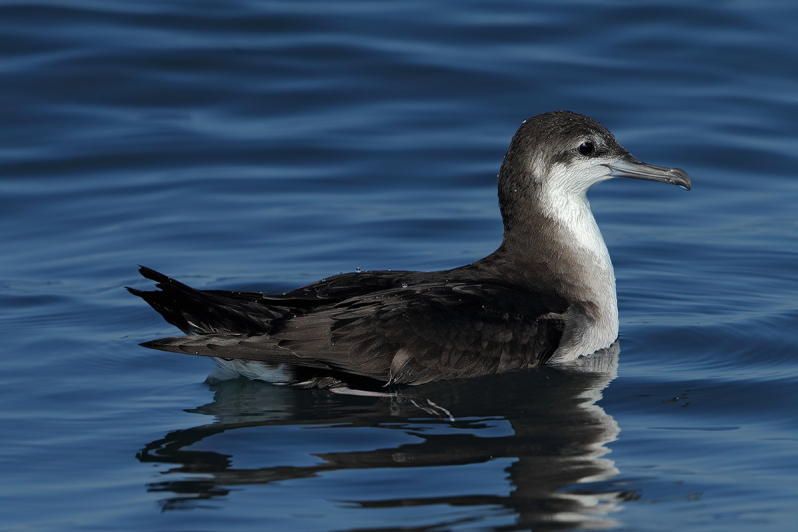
(132, 267), (568, 386)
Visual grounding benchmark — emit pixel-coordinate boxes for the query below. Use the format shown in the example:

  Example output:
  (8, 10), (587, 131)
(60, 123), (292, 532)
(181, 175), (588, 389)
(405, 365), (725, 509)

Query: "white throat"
(541, 163), (619, 361)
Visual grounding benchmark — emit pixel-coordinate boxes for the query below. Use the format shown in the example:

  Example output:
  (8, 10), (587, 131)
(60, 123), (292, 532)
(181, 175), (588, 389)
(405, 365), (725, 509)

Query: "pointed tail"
(127, 266), (280, 336)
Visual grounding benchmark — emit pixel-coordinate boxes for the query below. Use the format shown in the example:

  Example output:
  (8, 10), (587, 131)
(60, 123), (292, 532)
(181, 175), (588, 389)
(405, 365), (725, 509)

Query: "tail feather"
(127, 266), (286, 335)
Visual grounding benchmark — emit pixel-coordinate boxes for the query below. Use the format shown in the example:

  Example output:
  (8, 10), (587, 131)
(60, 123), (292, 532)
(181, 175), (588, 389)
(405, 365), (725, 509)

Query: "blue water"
(2, 1), (797, 531)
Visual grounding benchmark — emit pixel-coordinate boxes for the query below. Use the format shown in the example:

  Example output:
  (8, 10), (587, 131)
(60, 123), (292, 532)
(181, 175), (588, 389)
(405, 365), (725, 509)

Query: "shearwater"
(128, 111), (691, 389)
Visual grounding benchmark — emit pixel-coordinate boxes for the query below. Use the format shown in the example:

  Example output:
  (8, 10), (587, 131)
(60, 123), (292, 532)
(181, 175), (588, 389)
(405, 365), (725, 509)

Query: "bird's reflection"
(138, 343), (634, 530)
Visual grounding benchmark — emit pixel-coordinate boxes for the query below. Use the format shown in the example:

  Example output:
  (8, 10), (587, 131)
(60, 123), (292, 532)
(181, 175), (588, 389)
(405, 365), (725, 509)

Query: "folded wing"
(129, 267), (567, 385)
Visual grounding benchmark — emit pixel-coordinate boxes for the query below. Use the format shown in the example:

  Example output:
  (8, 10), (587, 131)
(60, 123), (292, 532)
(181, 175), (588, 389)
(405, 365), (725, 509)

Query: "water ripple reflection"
(139, 349), (624, 529)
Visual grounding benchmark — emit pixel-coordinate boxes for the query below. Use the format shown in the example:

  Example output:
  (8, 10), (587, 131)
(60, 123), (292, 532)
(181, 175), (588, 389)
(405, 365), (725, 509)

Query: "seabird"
(128, 111), (690, 389)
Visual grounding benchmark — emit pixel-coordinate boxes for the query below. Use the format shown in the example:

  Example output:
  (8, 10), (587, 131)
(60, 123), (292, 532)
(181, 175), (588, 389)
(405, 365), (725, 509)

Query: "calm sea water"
(2, 1), (797, 531)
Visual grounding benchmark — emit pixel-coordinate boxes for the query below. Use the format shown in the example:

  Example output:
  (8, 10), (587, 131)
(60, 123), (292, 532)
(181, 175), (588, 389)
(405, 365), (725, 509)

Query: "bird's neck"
(491, 190), (619, 360)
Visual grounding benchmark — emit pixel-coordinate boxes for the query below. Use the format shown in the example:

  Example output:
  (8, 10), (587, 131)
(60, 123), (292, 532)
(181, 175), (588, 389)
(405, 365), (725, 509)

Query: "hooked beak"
(606, 153), (691, 190)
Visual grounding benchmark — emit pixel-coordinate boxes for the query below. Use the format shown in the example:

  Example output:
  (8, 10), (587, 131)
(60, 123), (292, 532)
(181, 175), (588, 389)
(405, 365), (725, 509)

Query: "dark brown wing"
(127, 266), (423, 335)
(140, 277), (568, 386)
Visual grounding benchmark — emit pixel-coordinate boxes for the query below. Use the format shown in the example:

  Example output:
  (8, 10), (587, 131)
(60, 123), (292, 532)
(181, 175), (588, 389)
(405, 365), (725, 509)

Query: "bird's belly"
(208, 357), (295, 383)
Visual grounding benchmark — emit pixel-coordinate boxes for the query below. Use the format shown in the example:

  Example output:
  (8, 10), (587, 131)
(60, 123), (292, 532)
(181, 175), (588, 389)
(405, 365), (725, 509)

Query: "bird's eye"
(578, 141), (594, 156)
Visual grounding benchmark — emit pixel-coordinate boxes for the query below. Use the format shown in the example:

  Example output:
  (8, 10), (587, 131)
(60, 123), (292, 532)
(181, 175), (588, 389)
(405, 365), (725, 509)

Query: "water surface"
(1, 1), (797, 531)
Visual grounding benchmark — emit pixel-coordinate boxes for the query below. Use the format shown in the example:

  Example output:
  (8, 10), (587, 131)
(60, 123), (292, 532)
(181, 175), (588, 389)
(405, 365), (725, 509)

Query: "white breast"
(541, 162), (619, 362)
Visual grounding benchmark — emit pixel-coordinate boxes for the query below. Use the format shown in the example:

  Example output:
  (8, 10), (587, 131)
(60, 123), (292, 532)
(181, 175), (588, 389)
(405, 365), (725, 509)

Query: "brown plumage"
(128, 265), (567, 386)
(129, 111), (690, 388)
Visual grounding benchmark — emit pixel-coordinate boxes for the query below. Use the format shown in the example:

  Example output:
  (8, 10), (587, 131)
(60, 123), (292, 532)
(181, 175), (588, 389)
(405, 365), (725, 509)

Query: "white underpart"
(210, 357), (294, 382)
(543, 159), (619, 362)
